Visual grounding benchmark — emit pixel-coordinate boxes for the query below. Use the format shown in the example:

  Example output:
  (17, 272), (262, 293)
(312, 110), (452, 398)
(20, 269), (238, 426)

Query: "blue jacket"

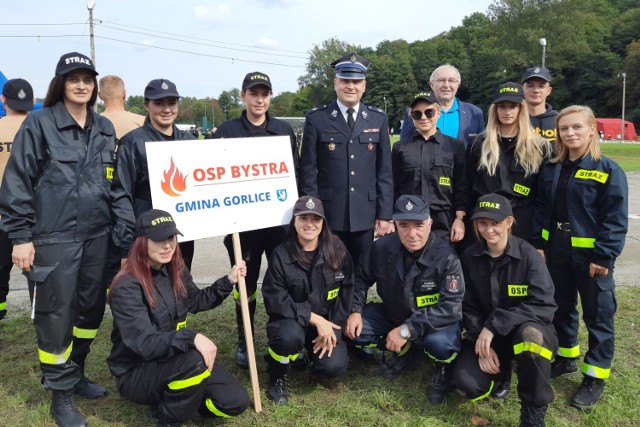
(531, 154), (628, 270)
(400, 99), (485, 148)
(299, 101), (393, 232)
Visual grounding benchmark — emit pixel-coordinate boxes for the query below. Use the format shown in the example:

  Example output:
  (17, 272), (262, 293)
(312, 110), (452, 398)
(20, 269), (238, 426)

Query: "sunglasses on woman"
(411, 108), (437, 120)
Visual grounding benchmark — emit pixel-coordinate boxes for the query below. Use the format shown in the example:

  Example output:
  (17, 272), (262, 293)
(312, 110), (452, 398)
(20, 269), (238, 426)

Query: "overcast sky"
(1, 0), (493, 100)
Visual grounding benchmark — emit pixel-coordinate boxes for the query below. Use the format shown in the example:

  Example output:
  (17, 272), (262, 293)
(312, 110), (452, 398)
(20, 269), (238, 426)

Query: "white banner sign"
(146, 136), (298, 241)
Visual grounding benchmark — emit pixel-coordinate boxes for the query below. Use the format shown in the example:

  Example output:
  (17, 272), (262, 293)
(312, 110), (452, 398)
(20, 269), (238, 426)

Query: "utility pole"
(87, 2), (96, 66)
(621, 72), (627, 142)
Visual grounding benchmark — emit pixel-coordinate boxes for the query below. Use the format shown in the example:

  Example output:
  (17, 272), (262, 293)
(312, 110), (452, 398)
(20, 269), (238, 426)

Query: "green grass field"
(1, 285), (639, 426)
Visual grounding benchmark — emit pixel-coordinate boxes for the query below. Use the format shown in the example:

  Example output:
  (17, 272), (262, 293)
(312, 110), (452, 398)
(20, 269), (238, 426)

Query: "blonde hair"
(98, 75), (125, 100)
(472, 216), (515, 241)
(552, 105), (601, 163)
(477, 100), (551, 177)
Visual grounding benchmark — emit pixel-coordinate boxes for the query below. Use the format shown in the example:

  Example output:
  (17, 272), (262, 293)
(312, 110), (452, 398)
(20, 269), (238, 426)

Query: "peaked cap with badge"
(330, 52), (370, 80)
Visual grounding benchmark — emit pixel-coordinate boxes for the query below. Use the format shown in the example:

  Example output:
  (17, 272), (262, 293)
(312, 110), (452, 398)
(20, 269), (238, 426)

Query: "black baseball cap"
(410, 91), (439, 108)
(393, 195), (430, 221)
(242, 72), (272, 91)
(144, 79), (181, 100)
(470, 193), (513, 222)
(331, 52), (370, 80)
(2, 78), (34, 112)
(135, 209), (183, 242)
(55, 52), (97, 76)
(293, 196), (325, 219)
(522, 66), (552, 83)
(492, 82), (524, 104)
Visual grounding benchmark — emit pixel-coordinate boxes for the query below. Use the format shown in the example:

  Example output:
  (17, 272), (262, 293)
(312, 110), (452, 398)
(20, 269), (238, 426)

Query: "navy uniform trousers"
(267, 318), (348, 378)
(451, 321), (557, 406)
(350, 303), (461, 363)
(117, 350), (249, 421)
(28, 234), (109, 390)
(547, 228), (617, 379)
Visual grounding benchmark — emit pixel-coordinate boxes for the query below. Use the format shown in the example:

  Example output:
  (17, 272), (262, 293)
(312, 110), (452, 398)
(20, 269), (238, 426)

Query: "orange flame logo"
(161, 157), (187, 197)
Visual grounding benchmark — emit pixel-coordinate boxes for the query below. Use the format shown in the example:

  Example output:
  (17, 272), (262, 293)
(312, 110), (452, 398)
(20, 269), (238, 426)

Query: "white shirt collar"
(336, 100), (360, 121)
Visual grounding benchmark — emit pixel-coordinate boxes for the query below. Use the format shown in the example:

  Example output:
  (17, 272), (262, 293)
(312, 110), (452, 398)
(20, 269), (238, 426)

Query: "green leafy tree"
(125, 95), (146, 115)
(217, 88), (243, 120)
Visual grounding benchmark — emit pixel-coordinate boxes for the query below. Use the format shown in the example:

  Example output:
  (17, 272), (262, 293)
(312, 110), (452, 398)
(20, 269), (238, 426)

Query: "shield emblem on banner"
(277, 189), (287, 201)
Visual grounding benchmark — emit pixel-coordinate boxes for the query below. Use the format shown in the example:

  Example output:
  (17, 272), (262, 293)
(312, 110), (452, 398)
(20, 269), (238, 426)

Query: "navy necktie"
(347, 107), (355, 130)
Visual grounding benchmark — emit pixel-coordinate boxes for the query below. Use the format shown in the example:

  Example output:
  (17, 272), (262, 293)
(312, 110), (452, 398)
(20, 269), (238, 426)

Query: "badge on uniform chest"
(368, 143), (374, 152)
(328, 143), (336, 151)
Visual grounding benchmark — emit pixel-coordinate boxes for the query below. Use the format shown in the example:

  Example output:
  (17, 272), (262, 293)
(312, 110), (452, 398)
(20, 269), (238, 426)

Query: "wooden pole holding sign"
(232, 232), (262, 413)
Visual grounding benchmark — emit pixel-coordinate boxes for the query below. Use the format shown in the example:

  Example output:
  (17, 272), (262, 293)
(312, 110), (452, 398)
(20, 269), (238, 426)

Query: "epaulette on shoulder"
(307, 104), (327, 114)
(367, 105), (385, 114)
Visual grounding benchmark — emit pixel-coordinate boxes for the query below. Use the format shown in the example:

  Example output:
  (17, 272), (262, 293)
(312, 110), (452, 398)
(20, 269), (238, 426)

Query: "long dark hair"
(108, 236), (187, 310)
(285, 216), (348, 271)
(44, 73), (98, 108)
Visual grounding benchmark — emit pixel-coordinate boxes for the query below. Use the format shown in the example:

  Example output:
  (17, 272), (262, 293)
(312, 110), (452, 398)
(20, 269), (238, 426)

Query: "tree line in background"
(119, 0), (639, 132)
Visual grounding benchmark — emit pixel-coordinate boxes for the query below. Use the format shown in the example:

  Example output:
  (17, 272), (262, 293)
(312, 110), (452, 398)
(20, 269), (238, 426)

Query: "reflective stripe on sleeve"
(571, 237), (596, 248)
(542, 229), (549, 241)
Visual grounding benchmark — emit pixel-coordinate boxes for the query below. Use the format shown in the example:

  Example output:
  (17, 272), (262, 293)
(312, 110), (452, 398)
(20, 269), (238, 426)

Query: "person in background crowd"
(110, 78), (196, 270)
(299, 52), (394, 267)
(213, 71), (299, 369)
(453, 193), (557, 427)
(98, 75), (145, 141)
(522, 66), (558, 145)
(108, 210), (249, 427)
(0, 78), (35, 320)
(400, 64), (484, 148)
(261, 196), (353, 405)
(0, 52), (116, 427)
(467, 82), (552, 242)
(345, 195), (464, 405)
(392, 91), (469, 244)
(531, 105), (628, 409)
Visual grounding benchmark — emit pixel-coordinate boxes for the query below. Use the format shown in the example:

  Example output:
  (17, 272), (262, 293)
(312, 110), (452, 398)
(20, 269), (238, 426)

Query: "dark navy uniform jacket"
(299, 101), (393, 232)
(108, 266), (234, 378)
(0, 102), (116, 245)
(353, 233), (464, 339)
(261, 242), (354, 329)
(460, 236), (557, 342)
(531, 154), (628, 270)
(110, 118), (195, 256)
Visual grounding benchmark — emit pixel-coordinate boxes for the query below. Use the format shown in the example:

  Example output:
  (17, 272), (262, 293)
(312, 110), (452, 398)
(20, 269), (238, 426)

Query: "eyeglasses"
(411, 108), (437, 120)
(433, 78), (460, 86)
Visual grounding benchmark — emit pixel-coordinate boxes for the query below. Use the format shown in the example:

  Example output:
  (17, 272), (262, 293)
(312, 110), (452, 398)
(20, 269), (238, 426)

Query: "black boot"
(550, 356), (578, 378)
(571, 375), (605, 409)
(519, 402), (547, 427)
(50, 390), (87, 427)
(491, 363), (512, 400)
(427, 362), (451, 404)
(73, 357), (108, 399)
(380, 343), (418, 379)
(235, 300), (256, 369)
(267, 360), (290, 405)
(74, 376), (108, 399)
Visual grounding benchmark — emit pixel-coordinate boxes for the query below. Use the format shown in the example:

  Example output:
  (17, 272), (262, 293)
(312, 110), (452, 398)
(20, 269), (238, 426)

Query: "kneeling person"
(345, 195), (464, 404)
(262, 196), (354, 405)
(108, 210), (250, 426)
(452, 194), (557, 427)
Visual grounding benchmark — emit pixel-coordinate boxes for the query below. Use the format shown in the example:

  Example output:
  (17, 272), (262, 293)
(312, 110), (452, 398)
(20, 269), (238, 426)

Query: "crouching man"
(344, 195), (464, 404)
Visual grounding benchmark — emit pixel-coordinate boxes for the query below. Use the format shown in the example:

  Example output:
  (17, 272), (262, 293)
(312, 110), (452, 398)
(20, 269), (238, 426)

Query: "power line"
(94, 22), (309, 59)
(0, 22), (86, 26)
(98, 19), (310, 56)
(0, 34), (306, 68)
